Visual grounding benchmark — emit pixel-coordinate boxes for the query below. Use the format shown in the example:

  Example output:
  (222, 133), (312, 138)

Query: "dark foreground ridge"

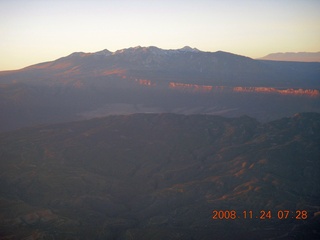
(0, 113), (320, 240)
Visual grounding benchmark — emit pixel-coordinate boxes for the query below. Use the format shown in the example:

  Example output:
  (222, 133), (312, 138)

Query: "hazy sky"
(1, 0), (320, 70)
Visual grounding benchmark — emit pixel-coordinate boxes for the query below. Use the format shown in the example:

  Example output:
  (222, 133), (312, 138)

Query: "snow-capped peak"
(109, 46), (202, 56)
(178, 46), (200, 52)
(112, 46), (166, 56)
(94, 49), (112, 56)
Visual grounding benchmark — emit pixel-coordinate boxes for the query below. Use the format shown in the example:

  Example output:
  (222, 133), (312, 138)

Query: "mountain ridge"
(22, 46), (250, 72)
(1, 46), (319, 89)
(2, 45), (318, 90)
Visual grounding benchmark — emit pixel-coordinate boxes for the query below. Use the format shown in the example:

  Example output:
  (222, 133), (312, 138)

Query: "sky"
(1, 0), (320, 70)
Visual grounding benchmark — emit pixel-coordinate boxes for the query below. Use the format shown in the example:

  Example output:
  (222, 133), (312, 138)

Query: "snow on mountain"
(111, 46), (201, 56)
(178, 46), (201, 52)
(93, 49), (112, 56)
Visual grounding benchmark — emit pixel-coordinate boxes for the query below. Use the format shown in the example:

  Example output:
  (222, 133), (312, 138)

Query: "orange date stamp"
(212, 210), (308, 220)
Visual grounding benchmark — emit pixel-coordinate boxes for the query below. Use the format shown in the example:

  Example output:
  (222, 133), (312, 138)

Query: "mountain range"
(259, 52), (320, 62)
(8, 46), (320, 87)
(0, 46), (319, 132)
(1, 46), (320, 239)
(0, 112), (319, 240)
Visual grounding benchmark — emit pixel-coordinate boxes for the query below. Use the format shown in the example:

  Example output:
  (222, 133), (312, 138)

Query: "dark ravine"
(0, 113), (319, 240)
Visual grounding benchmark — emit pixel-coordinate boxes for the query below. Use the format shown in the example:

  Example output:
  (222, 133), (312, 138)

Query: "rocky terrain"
(0, 113), (319, 239)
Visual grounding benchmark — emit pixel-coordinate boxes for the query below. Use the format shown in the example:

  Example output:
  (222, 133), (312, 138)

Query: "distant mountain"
(18, 46), (258, 84)
(0, 46), (319, 132)
(2, 46), (319, 87)
(0, 113), (319, 239)
(259, 52), (320, 62)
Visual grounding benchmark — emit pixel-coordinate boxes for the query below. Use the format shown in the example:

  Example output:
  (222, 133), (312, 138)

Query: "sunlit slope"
(0, 113), (319, 239)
